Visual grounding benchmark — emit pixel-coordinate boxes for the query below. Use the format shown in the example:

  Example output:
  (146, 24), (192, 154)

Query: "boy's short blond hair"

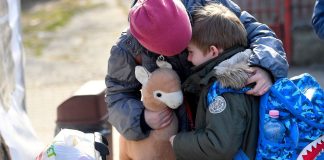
(191, 3), (247, 54)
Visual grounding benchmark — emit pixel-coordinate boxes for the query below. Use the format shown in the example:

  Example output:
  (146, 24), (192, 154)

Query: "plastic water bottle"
(263, 110), (286, 143)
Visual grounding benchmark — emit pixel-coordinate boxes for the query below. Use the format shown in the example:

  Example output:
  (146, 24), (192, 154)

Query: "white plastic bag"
(36, 129), (106, 160)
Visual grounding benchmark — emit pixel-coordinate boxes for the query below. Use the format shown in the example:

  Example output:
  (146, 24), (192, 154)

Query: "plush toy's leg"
(119, 136), (132, 160)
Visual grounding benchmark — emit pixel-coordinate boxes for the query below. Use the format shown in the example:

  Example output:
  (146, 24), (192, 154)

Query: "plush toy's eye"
(156, 93), (162, 97)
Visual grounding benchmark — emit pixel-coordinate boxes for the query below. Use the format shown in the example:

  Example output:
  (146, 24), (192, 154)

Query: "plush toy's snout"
(153, 90), (183, 109)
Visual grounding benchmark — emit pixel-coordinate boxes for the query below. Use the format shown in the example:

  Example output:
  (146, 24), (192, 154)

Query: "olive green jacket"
(173, 48), (259, 160)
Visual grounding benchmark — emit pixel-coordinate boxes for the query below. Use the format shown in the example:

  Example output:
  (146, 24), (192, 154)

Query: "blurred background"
(233, 0), (323, 65)
(21, 0), (129, 145)
(1, 0), (324, 159)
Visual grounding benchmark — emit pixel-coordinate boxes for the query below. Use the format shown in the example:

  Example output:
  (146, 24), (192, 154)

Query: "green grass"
(22, 0), (104, 56)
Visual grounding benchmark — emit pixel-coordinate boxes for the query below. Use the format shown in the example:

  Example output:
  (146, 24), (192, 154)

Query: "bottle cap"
(269, 110), (279, 118)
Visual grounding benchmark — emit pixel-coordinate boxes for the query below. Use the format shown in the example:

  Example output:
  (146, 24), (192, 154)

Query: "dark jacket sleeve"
(312, 0), (324, 39)
(240, 11), (289, 80)
(173, 94), (248, 160)
(105, 31), (149, 140)
(183, 0), (288, 80)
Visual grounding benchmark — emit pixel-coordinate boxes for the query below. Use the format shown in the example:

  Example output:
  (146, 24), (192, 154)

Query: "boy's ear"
(209, 45), (220, 57)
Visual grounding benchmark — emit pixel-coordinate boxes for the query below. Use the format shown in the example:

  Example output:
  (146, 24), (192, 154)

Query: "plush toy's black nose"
(156, 93), (162, 97)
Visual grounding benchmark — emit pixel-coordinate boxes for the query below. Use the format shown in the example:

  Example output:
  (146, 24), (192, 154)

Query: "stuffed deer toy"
(119, 61), (183, 160)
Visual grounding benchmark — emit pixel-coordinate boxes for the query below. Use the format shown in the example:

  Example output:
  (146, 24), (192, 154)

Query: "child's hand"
(170, 135), (176, 147)
(245, 67), (272, 96)
(145, 108), (173, 129)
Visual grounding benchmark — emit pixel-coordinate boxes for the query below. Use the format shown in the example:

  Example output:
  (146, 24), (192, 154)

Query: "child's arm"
(240, 11), (288, 80)
(106, 31), (171, 140)
(312, 0), (324, 39)
(106, 45), (148, 140)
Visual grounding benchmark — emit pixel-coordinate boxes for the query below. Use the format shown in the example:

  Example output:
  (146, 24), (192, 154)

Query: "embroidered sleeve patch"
(208, 96), (226, 114)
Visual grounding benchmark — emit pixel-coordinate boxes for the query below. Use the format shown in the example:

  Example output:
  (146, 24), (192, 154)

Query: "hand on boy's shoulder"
(245, 67), (272, 96)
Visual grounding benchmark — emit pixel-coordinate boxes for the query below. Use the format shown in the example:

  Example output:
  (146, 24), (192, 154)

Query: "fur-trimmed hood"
(182, 47), (250, 95)
(213, 49), (252, 89)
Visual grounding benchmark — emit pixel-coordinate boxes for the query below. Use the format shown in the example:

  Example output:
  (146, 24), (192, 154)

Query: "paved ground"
(24, 0), (324, 158)
(25, 0), (128, 145)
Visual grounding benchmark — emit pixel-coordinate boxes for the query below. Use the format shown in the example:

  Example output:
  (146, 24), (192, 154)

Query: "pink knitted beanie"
(129, 0), (192, 56)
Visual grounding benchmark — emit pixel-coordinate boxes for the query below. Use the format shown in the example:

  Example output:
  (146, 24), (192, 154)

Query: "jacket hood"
(213, 49), (252, 89)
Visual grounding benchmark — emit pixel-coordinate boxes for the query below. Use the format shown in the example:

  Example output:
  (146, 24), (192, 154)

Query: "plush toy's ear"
(135, 66), (151, 85)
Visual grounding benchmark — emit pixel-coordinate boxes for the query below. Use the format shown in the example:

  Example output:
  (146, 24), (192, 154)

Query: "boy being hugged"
(170, 3), (259, 160)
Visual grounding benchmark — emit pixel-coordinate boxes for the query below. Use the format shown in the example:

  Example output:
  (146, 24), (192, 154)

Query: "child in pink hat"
(105, 0), (288, 147)
(129, 0), (192, 56)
